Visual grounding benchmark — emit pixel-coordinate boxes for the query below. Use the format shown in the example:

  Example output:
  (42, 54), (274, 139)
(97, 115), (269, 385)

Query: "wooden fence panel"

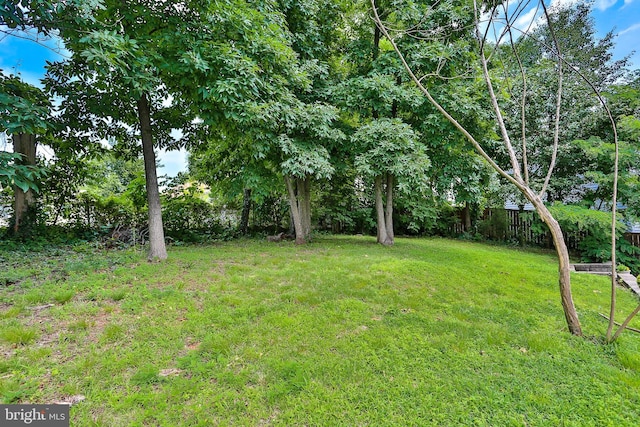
(451, 208), (640, 252)
(624, 233), (640, 248)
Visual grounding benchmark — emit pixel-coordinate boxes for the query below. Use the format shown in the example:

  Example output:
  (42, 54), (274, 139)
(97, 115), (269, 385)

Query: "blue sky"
(1, 0), (639, 175)
(522, 0), (640, 67)
(591, 0), (640, 67)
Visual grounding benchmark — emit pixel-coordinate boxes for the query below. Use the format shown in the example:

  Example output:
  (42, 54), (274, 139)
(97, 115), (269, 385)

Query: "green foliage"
(0, 74), (49, 203)
(478, 209), (509, 241)
(0, 73), (50, 135)
(0, 152), (46, 193)
(251, 193), (291, 232)
(0, 0), (103, 34)
(161, 176), (236, 243)
(37, 154), (146, 231)
(432, 202), (462, 237)
(531, 203), (640, 272)
(394, 195), (438, 235)
(278, 102), (343, 180)
(279, 136), (334, 180)
(353, 118), (429, 186)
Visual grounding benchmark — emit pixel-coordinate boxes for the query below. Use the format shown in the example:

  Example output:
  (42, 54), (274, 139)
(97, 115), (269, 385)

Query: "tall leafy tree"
(270, 0), (348, 243)
(278, 102), (342, 243)
(189, 0), (346, 244)
(0, 73), (50, 234)
(47, 3), (172, 259)
(352, 118), (429, 245)
(334, 0), (495, 241)
(47, 0), (301, 258)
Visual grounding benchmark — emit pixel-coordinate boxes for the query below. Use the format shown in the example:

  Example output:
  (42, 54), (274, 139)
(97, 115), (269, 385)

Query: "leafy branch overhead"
(353, 118), (429, 191)
(0, 73), (50, 135)
(0, 152), (45, 192)
(278, 103), (343, 180)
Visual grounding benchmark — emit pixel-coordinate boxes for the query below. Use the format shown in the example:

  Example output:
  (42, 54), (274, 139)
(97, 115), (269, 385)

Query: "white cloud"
(158, 148), (188, 177)
(514, 7), (542, 33)
(593, 0), (618, 11)
(619, 22), (640, 35)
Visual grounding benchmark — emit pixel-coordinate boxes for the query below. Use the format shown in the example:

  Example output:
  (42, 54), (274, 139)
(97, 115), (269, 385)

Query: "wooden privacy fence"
(624, 232), (640, 248)
(453, 208), (640, 251)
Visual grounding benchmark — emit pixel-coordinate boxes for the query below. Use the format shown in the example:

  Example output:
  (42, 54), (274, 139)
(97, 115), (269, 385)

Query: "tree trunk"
(85, 199), (91, 229)
(12, 133), (37, 234)
(531, 198), (582, 336)
(374, 175), (392, 245)
(301, 177), (312, 239)
(136, 93), (168, 261)
(288, 209), (295, 236)
(289, 176), (312, 243)
(285, 176), (305, 245)
(463, 202), (472, 232)
(240, 188), (252, 235)
(384, 173), (394, 244)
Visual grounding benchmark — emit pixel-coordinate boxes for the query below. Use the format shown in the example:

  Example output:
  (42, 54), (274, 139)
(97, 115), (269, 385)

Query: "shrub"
(432, 203), (462, 237)
(477, 208), (509, 241)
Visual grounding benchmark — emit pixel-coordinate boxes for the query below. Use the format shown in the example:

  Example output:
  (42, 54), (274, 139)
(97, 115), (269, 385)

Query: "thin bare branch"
(538, 1), (563, 198)
(474, 0), (523, 183)
(612, 304), (640, 341)
(505, 13), (530, 185)
(599, 313), (640, 334)
(0, 29), (70, 59)
(607, 89), (621, 342)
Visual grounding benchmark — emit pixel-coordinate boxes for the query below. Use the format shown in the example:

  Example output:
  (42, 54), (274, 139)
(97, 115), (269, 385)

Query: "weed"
(69, 319), (89, 331)
(53, 290), (75, 304)
(108, 289), (127, 302)
(22, 290), (47, 305)
(0, 306), (22, 319)
(131, 365), (161, 385)
(0, 325), (38, 345)
(101, 324), (124, 342)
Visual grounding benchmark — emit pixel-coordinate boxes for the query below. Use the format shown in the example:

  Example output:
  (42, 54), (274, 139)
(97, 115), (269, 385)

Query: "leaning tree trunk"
(12, 133), (37, 234)
(370, 0), (582, 335)
(240, 188), (252, 235)
(136, 93), (168, 261)
(529, 196), (582, 336)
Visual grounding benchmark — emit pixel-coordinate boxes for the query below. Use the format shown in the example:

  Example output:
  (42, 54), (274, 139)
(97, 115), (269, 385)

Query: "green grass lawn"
(1, 236), (639, 426)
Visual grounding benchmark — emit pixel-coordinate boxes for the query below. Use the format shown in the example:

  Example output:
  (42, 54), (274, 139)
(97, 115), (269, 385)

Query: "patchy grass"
(0, 236), (639, 425)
